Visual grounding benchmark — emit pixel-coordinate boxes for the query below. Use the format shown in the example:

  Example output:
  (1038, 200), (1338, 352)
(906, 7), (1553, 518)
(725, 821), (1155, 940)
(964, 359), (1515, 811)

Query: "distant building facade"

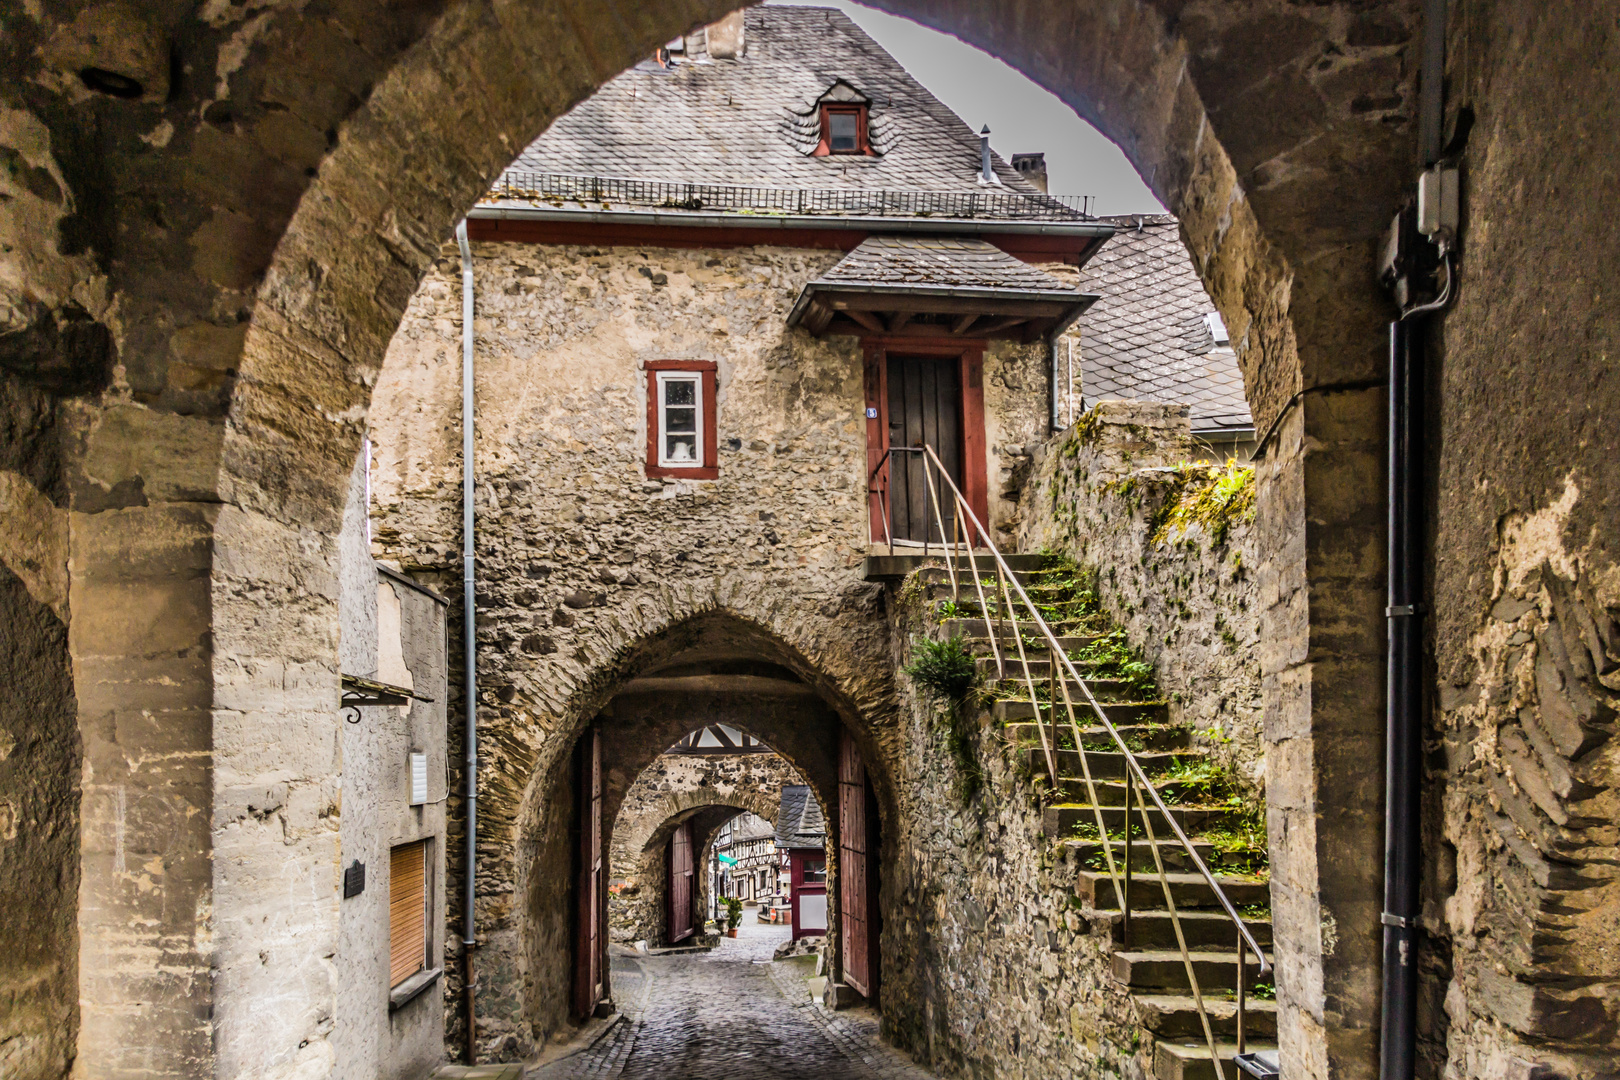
(774, 785), (829, 940)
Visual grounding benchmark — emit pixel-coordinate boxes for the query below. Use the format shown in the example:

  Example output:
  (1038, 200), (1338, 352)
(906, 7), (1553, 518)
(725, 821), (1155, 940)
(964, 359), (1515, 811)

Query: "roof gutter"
(467, 203), (1115, 240)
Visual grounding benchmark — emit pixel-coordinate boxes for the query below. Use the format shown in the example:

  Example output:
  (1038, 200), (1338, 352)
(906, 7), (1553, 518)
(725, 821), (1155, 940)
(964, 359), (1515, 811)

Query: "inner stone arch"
(498, 609), (883, 1056)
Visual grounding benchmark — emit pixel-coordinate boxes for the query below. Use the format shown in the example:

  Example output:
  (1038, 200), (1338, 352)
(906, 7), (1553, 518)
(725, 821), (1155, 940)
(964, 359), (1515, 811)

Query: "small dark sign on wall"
(343, 860), (366, 898)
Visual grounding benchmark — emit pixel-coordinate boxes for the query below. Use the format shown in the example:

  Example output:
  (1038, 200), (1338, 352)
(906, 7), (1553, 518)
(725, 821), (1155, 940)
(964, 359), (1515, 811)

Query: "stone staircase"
(917, 554), (1276, 1080)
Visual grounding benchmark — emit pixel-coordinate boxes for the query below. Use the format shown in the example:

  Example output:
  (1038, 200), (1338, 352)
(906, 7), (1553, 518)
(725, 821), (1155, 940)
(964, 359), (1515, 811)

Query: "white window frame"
(655, 370), (704, 468)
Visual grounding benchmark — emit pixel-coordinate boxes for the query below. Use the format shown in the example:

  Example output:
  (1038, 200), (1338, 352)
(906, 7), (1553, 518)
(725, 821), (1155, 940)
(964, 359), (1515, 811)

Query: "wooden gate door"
(886, 354), (963, 544)
(573, 728), (603, 1019)
(667, 820), (695, 944)
(839, 729), (879, 1000)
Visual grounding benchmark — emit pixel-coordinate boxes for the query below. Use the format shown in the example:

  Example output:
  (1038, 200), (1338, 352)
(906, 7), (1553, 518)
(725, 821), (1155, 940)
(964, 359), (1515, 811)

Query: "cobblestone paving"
(533, 916), (935, 1080)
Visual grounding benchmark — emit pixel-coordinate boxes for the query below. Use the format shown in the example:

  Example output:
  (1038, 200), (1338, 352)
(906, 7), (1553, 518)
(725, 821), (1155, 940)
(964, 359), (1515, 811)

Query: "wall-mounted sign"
(343, 860), (366, 898)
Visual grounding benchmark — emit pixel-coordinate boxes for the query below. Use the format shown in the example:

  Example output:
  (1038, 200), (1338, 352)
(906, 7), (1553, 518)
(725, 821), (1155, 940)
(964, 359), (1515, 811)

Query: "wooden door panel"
(886, 354), (963, 544)
(839, 730), (872, 997)
(667, 821), (695, 944)
(574, 729), (603, 1019)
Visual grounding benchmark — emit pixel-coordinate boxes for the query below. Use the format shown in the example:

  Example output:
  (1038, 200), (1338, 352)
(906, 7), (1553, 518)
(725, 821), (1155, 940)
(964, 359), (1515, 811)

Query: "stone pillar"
(70, 408), (349, 1078)
(1257, 372), (1387, 1080)
(72, 500), (219, 1077)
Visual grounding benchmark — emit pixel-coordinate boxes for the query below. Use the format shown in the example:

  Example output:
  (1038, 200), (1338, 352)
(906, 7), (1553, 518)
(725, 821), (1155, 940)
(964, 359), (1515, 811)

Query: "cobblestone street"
(533, 913), (935, 1080)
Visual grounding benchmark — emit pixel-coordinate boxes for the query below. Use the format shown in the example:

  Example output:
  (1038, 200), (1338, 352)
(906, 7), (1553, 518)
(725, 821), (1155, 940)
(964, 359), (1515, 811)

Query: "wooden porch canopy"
(787, 234), (1098, 342)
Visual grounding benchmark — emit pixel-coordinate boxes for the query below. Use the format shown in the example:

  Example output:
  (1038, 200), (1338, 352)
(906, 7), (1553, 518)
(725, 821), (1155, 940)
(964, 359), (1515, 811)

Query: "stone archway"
(611, 781), (786, 948)
(0, 1), (1447, 1078)
(491, 607), (872, 1057)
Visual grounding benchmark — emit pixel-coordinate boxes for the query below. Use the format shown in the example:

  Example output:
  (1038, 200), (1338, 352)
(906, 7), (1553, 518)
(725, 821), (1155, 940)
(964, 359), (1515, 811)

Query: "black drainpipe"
(1380, 0), (1447, 1076)
(1380, 314), (1423, 1080)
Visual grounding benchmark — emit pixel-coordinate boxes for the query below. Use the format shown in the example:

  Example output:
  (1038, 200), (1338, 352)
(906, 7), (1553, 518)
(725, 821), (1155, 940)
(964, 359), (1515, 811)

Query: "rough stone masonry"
(0, 1), (1615, 1078)
(607, 750), (806, 946)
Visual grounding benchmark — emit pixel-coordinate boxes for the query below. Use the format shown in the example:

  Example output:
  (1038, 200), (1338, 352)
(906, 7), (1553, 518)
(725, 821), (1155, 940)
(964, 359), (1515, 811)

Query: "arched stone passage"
(495, 608), (870, 1057)
(20, 2), (1615, 1079)
(204, 2), (1412, 1072)
(607, 744), (806, 946)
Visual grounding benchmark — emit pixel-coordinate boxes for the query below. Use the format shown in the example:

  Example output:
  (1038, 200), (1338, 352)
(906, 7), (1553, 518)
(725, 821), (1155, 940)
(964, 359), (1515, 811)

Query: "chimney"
(978, 126), (998, 185)
(706, 10), (745, 60)
(1011, 153), (1048, 193)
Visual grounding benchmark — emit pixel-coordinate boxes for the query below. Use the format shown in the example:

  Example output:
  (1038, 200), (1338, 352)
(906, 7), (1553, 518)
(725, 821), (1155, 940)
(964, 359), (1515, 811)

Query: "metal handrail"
(881, 443), (1270, 1080)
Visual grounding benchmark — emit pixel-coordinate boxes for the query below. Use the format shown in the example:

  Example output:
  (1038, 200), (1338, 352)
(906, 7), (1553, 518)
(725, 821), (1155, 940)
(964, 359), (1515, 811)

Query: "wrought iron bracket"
(340, 673), (434, 723)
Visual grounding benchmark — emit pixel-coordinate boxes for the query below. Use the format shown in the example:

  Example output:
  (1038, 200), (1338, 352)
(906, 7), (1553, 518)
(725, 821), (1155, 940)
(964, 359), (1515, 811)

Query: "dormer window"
(817, 104), (869, 155)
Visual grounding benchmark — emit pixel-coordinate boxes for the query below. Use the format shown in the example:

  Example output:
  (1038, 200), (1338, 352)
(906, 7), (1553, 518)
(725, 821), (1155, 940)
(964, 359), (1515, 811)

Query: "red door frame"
(573, 729), (603, 1019)
(862, 338), (989, 544)
(788, 849), (827, 939)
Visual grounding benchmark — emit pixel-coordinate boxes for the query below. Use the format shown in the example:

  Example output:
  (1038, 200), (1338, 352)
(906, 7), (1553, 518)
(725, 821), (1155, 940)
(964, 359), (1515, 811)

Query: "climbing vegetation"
(1150, 459), (1256, 547)
(904, 634), (976, 699)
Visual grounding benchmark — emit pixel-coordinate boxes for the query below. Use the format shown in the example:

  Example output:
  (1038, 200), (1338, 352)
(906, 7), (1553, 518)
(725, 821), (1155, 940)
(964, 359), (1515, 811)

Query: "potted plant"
(723, 897), (744, 937)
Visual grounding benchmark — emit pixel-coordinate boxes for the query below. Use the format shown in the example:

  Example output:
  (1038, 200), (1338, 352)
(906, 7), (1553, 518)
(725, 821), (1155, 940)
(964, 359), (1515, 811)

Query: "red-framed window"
(814, 104), (870, 156)
(644, 360), (718, 479)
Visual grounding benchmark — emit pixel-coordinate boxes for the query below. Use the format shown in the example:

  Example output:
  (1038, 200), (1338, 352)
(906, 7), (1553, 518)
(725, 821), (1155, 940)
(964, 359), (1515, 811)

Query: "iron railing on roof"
(487, 171), (1095, 221)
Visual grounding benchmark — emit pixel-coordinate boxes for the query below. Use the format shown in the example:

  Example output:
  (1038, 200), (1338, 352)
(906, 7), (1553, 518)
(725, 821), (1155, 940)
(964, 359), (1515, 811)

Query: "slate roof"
(774, 785), (826, 849)
(498, 6), (1044, 201)
(720, 812), (777, 845)
(814, 235), (1083, 295)
(1077, 216), (1254, 433)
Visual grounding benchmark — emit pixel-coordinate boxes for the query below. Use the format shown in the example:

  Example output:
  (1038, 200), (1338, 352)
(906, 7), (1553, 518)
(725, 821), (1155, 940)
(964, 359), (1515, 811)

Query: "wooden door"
(886, 354), (963, 544)
(839, 730), (878, 1000)
(667, 820), (695, 944)
(573, 729), (603, 1019)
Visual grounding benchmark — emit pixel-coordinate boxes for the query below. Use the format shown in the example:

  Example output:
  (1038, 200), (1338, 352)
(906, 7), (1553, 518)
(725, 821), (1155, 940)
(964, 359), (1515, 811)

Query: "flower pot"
(726, 929), (738, 938)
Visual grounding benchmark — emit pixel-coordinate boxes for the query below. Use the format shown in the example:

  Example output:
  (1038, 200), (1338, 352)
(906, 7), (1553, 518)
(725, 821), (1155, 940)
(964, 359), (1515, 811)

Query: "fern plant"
(904, 634), (976, 699)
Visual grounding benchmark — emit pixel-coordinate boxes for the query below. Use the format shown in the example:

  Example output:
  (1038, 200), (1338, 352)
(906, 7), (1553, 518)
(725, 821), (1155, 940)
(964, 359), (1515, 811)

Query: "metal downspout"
(456, 219), (479, 1065)
(1381, 2), (1445, 1076)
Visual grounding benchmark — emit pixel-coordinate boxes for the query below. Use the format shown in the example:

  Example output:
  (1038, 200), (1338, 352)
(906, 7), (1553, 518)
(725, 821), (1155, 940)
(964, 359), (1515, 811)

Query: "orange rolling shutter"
(389, 841), (428, 987)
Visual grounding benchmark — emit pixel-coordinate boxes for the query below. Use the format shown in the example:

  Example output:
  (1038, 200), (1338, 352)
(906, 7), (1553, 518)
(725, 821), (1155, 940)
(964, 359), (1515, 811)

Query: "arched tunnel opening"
(543, 628), (889, 1026)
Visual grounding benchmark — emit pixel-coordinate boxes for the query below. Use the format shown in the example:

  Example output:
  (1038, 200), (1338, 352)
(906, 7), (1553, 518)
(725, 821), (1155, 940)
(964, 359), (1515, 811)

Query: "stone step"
(1022, 747), (1196, 778)
(997, 700), (1170, 728)
(1112, 949), (1270, 992)
(1088, 909), (1273, 951)
(1003, 719), (1185, 755)
(1076, 870), (1270, 912)
(946, 625), (1101, 650)
(915, 566), (1040, 590)
(984, 668), (1139, 701)
(1047, 803), (1240, 839)
(1048, 776), (1243, 805)
(1154, 1040), (1279, 1080)
(977, 656), (1137, 682)
(1135, 994), (1278, 1040)
(1061, 838), (1218, 874)
(862, 552), (1043, 581)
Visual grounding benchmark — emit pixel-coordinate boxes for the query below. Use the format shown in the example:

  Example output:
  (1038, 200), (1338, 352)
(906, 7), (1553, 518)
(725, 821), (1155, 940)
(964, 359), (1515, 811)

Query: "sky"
(764, 0), (1166, 216)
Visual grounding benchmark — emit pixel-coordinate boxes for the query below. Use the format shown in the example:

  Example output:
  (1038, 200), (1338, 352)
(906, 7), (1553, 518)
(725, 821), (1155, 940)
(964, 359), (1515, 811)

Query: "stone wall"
(367, 237), (1054, 1057)
(1423, 5), (1620, 1075)
(332, 452), (452, 1080)
(607, 751), (804, 946)
(1015, 400), (1264, 791)
(0, 569), (76, 1079)
(880, 571), (1145, 1079)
